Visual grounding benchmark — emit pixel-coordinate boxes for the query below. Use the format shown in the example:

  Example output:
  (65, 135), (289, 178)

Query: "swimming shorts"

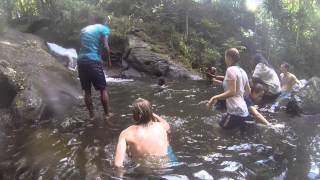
(78, 60), (107, 91)
(167, 146), (178, 162)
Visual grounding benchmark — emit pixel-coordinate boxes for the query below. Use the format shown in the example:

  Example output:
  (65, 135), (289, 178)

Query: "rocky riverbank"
(0, 28), (81, 124)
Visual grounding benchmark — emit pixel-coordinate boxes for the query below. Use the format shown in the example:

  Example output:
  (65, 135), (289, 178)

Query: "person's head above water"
(131, 98), (156, 125)
(207, 67), (216, 75)
(225, 48), (240, 66)
(280, 62), (290, 73)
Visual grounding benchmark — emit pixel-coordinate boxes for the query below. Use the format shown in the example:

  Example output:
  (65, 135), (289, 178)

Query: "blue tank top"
(78, 24), (110, 61)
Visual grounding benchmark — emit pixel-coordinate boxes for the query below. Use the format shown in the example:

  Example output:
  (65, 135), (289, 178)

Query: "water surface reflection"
(0, 79), (319, 179)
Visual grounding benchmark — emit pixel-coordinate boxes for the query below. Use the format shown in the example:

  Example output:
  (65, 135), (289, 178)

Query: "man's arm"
(211, 78), (223, 85)
(102, 36), (111, 67)
(114, 131), (127, 168)
(292, 74), (302, 87)
(249, 106), (271, 125)
(215, 75), (225, 81)
(153, 113), (170, 131)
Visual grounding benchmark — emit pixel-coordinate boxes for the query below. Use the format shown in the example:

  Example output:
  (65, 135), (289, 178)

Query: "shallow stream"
(0, 79), (319, 179)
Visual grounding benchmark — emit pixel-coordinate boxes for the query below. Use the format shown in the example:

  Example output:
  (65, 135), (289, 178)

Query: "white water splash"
(193, 170), (214, 180)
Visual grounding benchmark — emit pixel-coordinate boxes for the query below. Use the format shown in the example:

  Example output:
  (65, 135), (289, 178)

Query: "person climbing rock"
(77, 16), (113, 122)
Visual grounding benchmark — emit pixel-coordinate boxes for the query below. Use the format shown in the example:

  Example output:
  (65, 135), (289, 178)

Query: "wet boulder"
(0, 60), (18, 108)
(126, 34), (169, 76)
(125, 33), (201, 80)
(287, 77), (320, 115)
(168, 64), (203, 80)
(0, 28), (81, 122)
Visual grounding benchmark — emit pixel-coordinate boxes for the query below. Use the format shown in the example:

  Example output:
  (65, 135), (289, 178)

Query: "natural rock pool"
(0, 79), (319, 179)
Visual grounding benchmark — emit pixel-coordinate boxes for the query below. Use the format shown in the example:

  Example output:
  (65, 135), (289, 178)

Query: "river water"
(0, 78), (319, 179)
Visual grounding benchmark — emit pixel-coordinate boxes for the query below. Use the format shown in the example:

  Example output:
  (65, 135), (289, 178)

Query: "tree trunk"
(185, 10), (189, 39)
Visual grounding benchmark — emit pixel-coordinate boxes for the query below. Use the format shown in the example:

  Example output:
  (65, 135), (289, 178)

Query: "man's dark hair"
(281, 62), (290, 70)
(95, 16), (106, 24)
(225, 48), (240, 64)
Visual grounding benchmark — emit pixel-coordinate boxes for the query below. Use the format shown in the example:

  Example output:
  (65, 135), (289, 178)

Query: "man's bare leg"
(100, 89), (110, 116)
(84, 90), (94, 119)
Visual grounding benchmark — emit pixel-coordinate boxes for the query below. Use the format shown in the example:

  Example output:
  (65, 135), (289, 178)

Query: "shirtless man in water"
(114, 98), (174, 169)
(280, 63), (301, 92)
(270, 63), (302, 112)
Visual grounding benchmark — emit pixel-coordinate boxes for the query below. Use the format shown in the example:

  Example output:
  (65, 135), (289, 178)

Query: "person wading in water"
(77, 16), (113, 123)
(207, 48), (251, 131)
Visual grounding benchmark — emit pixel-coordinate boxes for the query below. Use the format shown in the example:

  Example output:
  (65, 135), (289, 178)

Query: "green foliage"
(0, 20), (6, 34)
(0, 13), (6, 34)
(261, 0), (320, 76)
(4, 0), (319, 76)
(52, 0), (99, 40)
(201, 48), (222, 65)
(0, 1), (9, 34)
(222, 37), (246, 52)
(170, 32), (222, 68)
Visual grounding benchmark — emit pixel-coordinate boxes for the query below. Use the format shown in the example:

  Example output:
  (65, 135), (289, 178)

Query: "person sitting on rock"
(114, 98), (176, 171)
(245, 84), (271, 126)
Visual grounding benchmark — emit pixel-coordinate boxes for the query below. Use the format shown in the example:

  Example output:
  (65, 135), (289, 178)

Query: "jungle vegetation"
(1, 0), (320, 77)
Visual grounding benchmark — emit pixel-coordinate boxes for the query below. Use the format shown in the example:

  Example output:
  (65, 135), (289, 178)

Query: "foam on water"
(105, 76), (134, 83)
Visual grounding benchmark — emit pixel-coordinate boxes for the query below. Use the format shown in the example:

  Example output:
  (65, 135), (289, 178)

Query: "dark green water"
(0, 79), (319, 179)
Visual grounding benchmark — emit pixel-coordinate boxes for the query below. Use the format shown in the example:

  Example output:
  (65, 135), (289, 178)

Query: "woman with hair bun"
(207, 48), (251, 130)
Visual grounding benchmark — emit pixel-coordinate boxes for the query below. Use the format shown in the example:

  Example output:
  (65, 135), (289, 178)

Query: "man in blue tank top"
(77, 16), (112, 122)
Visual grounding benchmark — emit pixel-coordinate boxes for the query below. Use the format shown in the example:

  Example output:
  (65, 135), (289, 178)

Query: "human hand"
(211, 78), (222, 85)
(206, 97), (217, 110)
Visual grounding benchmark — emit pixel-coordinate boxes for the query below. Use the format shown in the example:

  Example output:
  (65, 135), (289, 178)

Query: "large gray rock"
(125, 34), (201, 80)
(126, 46), (170, 76)
(0, 28), (81, 122)
(0, 60), (18, 108)
(287, 77), (320, 115)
